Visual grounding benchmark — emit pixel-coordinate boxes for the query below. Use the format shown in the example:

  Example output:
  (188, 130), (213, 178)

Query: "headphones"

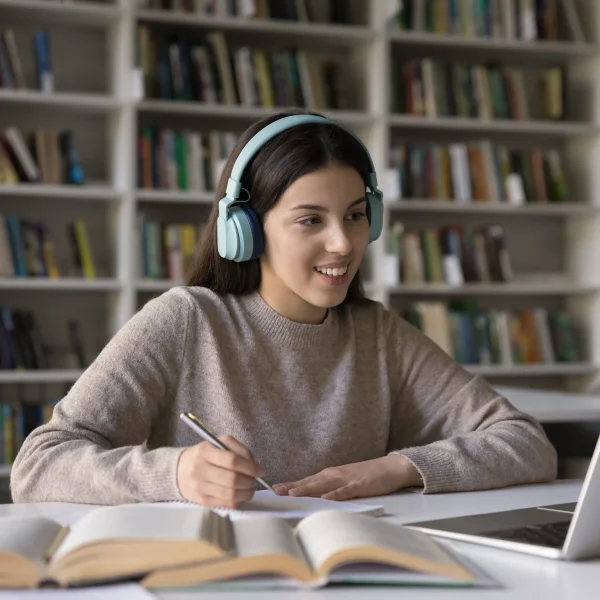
(217, 115), (384, 262)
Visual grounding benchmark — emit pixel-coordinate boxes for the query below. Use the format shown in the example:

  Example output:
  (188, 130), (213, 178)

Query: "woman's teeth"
(316, 266), (348, 277)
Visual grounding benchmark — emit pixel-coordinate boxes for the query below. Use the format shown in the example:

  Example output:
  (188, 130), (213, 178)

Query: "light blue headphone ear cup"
(229, 205), (263, 262)
(366, 191), (383, 243)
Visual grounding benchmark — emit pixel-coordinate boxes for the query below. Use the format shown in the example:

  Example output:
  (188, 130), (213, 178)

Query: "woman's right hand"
(176, 436), (265, 508)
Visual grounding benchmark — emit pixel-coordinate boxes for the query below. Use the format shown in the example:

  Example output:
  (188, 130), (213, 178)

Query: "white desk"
(1, 480), (597, 599)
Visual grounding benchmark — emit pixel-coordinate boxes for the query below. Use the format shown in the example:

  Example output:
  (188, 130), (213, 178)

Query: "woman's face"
(259, 162), (370, 324)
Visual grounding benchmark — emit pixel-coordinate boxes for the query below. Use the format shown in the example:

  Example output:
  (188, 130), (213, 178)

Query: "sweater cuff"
(391, 447), (464, 494)
(138, 446), (187, 502)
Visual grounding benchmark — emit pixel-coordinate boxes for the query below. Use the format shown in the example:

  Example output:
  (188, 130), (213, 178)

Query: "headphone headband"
(225, 115), (379, 201)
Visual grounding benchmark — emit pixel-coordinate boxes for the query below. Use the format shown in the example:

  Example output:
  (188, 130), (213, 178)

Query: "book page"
(0, 515), (63, 570)
(232, 516), (307, 562)
(296, 511), (465, 573)
(50, 504), (214, 564)
(3, 583), (157, 600)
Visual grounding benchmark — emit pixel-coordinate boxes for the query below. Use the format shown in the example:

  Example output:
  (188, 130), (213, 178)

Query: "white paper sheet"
(164, 490), (384, 520)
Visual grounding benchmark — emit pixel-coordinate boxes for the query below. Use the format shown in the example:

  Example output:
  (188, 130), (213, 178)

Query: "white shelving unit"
(3, 0), (600, 479)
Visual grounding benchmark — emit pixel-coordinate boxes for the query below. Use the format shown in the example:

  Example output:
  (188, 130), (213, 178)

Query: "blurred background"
(1, 0), (600, 502)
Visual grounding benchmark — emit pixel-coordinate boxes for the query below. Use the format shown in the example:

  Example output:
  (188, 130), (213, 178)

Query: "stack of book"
(0, 126), (84, 185)
(140, 0), (355, 24)
(0, 308), (88, 373)
(403, 302), (580, 367)
(136, 27), (349, 110)
(139, 217), (207, 282)
(0, 214), (95, 279)
(388, 222), (513, 285)
(389, 140), (569, 204)
(138, 127), (237, 193)
(0, 308), (47, 371)
(391, 59), (565, 122)
(393, 0), (585, 43)
(0, 27), (53, 92)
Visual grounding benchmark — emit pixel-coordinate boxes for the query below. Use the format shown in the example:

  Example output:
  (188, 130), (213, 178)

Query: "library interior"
(1, 0), (600, 596)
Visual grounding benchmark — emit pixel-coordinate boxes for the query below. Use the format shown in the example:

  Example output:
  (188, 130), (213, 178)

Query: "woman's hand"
(176, 436), (265, 508)
(273, 455), (423, 501)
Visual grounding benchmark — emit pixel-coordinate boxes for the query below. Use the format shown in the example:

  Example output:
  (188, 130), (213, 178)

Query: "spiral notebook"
(166, 490), (384, 520)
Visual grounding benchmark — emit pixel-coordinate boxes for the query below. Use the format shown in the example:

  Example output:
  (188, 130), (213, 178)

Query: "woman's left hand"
(272, 455), (423, 501)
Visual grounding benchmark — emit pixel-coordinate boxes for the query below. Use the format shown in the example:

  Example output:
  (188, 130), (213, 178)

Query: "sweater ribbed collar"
(238, 291), (340, 348)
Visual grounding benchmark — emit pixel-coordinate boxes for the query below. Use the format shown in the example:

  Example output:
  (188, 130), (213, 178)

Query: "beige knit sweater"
(11, 287), (557, 504)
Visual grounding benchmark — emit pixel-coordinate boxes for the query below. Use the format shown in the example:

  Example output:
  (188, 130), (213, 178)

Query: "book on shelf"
(1, 398), (58, 466)
(139, 0), (355, 24)
(0, 307), (48, 372)
(0, 125), (85, 186)
(136, 26), (350, 110)
(388, 221), (513, 286)
(0, 27), (54, 92)
(0, 504), (478, 590)
(139, 216), (207, 281)
(0, 213), (97, 280)
(0, 29), (27, 90)
(393, 0), (586, 43)
(402, 301), (580, 367)
(33, 29), (53, 93)
(68, 220), (95, 279)
(0, 213), (60, 278)
(138, 126), (236, 192)
(391, 58), (566, 122)
(387, 140), (569, 205)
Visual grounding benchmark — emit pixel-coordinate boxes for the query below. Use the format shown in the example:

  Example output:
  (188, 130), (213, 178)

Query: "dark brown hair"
(186, 109), (372, 304)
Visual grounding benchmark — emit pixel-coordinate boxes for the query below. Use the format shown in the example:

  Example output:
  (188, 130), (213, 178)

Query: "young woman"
(11, 111), (557, 507)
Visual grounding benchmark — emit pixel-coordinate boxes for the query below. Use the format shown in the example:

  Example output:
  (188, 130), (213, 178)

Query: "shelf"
(387, 114), (597, 138)
(137, 100), (374, 126)
(0, 370), (84, 384)
(0, 184), (120, 201)
(387, 281), (600, 296)
(136, 189), (214, 204)
(387, 31), (599, 61)
(0, 465), (10, 478)
(136, 10), (374, 47)
(0, 278), (122, 292)
(495, 386), (600, 423)
(0, 90), (121, 113)
(466, 363), (597, 377)
(385, 200), (600, 217)
(0, 0), (120, 27)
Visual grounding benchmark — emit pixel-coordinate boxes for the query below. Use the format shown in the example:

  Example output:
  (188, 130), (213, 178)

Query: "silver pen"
(179, 412), (275, 494)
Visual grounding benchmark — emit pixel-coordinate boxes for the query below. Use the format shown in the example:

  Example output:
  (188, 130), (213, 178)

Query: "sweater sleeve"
(10, 288), (192, 505)
(385, 312), (558, 494)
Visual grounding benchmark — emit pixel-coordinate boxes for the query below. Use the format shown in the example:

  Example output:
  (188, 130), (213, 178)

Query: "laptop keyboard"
(483, 520), (571, 548)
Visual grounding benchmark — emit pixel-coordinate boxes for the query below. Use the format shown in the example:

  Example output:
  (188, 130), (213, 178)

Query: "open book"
(142, 510), (476, 590)
(0, 504), (475, 590)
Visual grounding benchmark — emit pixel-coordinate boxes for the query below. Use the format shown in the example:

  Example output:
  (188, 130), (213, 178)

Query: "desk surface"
(2, 480), (597, 599)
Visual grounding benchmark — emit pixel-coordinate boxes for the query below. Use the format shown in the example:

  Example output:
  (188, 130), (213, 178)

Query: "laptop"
(404, 435), (600, 560)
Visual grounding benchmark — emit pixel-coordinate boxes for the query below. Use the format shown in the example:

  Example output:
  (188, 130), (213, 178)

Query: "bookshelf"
(2, 0), (600, 478)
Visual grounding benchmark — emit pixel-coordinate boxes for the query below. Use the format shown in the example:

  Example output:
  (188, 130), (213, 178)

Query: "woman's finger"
(198, 480), (255, 507)
(288, 477), (335, 497)
(321, 483), (360, 501)
(275, 474), (319, 494)
(201, 462), (256, 490)
(204, 445), (264, 478)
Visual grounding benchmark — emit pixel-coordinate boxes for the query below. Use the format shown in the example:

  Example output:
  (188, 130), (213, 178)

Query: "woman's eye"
(299, 216), (321, 226)
(348, 211), (367, 221)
